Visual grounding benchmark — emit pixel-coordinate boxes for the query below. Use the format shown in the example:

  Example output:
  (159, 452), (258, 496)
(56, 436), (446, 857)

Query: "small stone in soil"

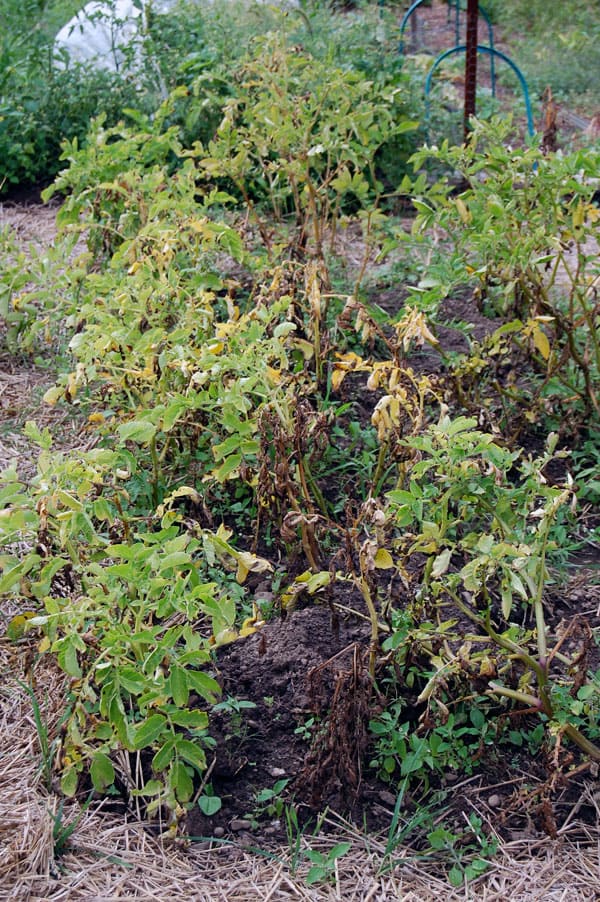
(268, 767), (286, 777)
(230, 818), (253, 832)
(488, 794), (501, 808)
(213, 827), (225, 838)
(378, 790), (398, 807)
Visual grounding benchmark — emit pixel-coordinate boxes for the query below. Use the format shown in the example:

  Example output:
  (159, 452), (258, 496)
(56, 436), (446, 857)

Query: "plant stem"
(150, 434), (160, 508)
(357, 573), (379, 678)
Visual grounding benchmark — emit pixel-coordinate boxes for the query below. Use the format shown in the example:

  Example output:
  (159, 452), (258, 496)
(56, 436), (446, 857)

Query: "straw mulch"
(1, 642), (598, 902)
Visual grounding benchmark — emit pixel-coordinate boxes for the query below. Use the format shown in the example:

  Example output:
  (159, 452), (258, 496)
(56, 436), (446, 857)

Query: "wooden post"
(464, 0), (479, 141)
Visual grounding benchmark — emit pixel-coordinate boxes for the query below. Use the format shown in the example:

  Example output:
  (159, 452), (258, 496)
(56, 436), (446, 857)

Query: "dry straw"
(1, 643), (598, 902)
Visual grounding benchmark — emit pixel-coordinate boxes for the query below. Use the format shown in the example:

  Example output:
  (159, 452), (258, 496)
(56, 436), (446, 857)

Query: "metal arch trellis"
(399, 0), (497, 98)
(424, 44), (535, 140)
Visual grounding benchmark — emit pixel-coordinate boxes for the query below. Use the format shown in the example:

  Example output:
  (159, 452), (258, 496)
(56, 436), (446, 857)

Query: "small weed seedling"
(304, 842), (351, 886)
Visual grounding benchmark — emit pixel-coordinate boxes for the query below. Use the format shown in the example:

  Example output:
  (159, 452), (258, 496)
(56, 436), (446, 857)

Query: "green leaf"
(428, 827), (455, 850)
(305, 866), (327, 885)
(61, 767), (79, 797)
(59, 642), (82, 679)
(118, 419), (157, 444)
(470, 707), (485, 729)
(174, 738), (206, 772)
(133, 714), (167, 750)
(186, 670), (221, 703)
(152, 738), (176, 773)
(213, 454), (242, 482)
(118, 668), (147, 695)
(198, 794), (222, 816)
(327, 842), (351, 861)
(448, 866), (464, 887)
(160, 552), (193, 572)
(170, 760), (193, 802)
(168, 710), (209, 730)
(90, 753), (115, 791)
(0, 555), (41, 594)
(169, 666), (189, 708)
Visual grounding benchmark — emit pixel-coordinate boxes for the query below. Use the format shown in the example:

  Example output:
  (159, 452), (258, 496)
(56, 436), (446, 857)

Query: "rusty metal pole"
(464, 0), (479, 142)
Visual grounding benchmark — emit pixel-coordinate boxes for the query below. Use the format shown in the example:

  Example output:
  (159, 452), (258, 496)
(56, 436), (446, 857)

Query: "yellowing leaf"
(532, 326), (550, 360)
(306, 571), (331, 593)
(294, 338), (314, 360)
(6, 611), (36, 640)
(234, 550), (272, 584)
(87, 412), (105, 425)
(331, 369), (347, 391)
(374, 548), (394, 569)
(43, 385), (64, 406)
(239, 623), (258, 638)
(189, 218), (208, 234)
(155, 485), (201, 518)
(211, 628), (239, 647)
(266, 366), (282, 385)
(66, 370), (80, 400)
(572, 200), (585, 229)
(455, 197), (471, 224)
(215, 321), (237, 339)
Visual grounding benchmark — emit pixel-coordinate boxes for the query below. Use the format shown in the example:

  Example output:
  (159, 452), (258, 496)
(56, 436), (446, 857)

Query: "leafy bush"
(402, 117), (600, 436)
(486, 0), (600, 101)
(1, 0), (425, 192)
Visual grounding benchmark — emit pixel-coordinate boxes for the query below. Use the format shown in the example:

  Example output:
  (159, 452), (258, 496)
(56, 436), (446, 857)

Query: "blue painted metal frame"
(424, 44), (535, 139)
(399, 0), (496, 98)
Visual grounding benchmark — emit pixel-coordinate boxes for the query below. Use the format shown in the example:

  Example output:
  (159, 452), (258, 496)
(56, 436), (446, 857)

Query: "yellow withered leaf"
(374, 548), (394, 569)
(87, 412), (105, 425)
(331, 368), (347, 391)
(266, 366), (282, 385)
(532, 326), (550, 361)
(294, 338), (314, 360)
(455, 197), (471, 224)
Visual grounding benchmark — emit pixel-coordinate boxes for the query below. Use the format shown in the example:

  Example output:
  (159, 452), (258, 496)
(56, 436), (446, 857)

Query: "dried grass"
(1, 636), (598, 902)
(0, 359), (96, 480)
(0, 202), (61, 251)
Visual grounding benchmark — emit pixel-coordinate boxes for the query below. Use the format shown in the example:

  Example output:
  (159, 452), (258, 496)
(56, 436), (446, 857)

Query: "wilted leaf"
(431, 548), (452, 579)
(374, 548), (394, 569)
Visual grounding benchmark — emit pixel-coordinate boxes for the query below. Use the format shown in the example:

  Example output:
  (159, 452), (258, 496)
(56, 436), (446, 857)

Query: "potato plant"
(403, 117), (600, 435)
(384, 413), (600, 765)
(0, 432), (271, 813)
